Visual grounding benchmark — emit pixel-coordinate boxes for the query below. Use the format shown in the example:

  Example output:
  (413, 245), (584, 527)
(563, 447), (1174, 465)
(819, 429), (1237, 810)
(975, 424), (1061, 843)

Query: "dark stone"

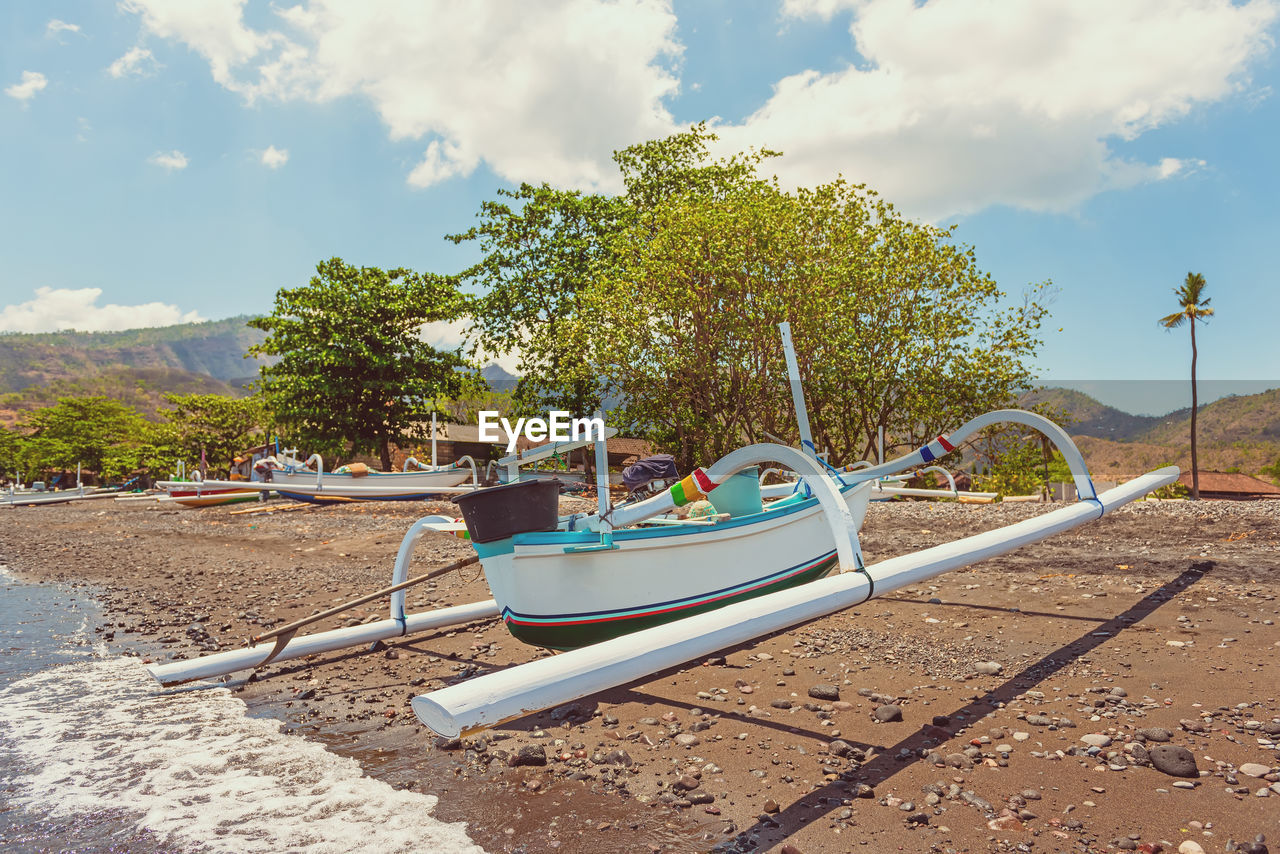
(433, 736), (463, 750)
(770, 699), (794, 710)
(828, 739), (855, 757)
(931, 715), (951, 727)
(604, 749), (633, 766)
(1137, 727), (1173, 742)
(854, 783), (875, 798)
(874, 705), (903, 723)
(1027, 714), (1053, 726)
(1148, 744), (1198, 777)
(763, 799), (780, 813)
(906, 812), (929, 825)
(510, 744), (548, 767)
(550, 702), (588, 721)
(808, 683), (840, 701)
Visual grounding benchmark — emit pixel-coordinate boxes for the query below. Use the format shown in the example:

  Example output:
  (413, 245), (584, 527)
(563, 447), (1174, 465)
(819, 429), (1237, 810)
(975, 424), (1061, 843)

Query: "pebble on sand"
(1148, 744), (1198, 778)
(807, 683), (840, 701)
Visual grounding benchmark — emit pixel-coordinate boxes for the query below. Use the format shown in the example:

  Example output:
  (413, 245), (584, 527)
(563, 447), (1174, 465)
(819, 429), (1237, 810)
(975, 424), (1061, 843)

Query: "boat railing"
(841, 409), (1096, 501)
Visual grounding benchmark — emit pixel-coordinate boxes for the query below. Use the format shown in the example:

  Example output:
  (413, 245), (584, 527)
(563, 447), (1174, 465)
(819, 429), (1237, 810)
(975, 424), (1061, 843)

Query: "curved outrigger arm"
(840, 409), (1096, 501)
(576, 442), (865, 572)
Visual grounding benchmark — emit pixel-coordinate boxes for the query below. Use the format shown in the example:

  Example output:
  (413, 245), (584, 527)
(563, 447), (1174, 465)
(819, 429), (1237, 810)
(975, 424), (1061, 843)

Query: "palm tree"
(1160, 272), (1213, 499)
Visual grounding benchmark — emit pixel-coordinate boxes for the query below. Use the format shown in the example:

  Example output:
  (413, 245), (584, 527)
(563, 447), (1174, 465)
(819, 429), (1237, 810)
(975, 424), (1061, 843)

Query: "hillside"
(1020, 387), (1163, 441)
(1026, 385), (1280, 477)
(0, 367), (246, 428)
(0, 316), (267, 394)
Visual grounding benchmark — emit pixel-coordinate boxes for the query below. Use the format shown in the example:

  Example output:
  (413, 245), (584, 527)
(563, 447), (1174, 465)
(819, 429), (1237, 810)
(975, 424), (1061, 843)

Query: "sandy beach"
(2, 496), (1278, 853)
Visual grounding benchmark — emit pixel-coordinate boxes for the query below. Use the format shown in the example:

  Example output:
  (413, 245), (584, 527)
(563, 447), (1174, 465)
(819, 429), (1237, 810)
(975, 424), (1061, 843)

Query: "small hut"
(1177, 471), (1280, 501)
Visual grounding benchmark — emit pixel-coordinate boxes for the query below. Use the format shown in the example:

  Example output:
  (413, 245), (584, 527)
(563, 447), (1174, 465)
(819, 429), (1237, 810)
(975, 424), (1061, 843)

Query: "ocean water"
(0, 566), (485, 854)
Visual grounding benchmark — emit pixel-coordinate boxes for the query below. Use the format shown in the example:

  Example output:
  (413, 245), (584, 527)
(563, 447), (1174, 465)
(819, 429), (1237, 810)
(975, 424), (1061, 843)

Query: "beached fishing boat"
(145, 329), (1176, 736)
(159, 489), (261, 508)
(149, 405), (1179, 734)
(157, 456), (479, 503)
(463, 471), (872, 650)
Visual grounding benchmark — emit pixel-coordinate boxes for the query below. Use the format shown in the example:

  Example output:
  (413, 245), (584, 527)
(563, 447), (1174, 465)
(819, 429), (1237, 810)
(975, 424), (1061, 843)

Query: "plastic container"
(707, 467), (763, 518)
(454, 478), (562, 543)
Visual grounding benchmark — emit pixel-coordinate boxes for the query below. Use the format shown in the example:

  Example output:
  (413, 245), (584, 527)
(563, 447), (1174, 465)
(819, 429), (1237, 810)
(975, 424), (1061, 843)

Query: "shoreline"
(2, 498), (1278, 853)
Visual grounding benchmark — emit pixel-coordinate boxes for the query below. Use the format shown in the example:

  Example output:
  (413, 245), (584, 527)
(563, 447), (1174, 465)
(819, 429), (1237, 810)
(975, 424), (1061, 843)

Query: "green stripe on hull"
(504, 555), (838, 650)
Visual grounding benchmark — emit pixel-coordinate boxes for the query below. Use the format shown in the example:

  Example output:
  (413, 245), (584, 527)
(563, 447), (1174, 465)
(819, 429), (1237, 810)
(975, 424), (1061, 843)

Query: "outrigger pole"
(779, 321), (816, 459)
(148, 515), (499, 686)
(411, 465), (1177, 738)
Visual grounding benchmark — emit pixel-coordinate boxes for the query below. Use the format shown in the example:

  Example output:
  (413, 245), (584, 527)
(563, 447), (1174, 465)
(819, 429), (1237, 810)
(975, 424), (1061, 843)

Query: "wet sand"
(2, 496), (1278, 853)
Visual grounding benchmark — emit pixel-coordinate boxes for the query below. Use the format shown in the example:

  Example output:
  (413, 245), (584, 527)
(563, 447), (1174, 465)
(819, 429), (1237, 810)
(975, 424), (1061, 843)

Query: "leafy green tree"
(449, 185), (622, 416)
(1261, 456), (1280, 486)
(614, 121), (779, 213)
(249, 258), (473, 471)
(160, 393), (265, 477)
(581, 130), (1045, 470)
(975, 439), (1046, 497)
(1160, 272), (1213, 499)
(0, 425), (20, 483)
(17, 396), (144, 482)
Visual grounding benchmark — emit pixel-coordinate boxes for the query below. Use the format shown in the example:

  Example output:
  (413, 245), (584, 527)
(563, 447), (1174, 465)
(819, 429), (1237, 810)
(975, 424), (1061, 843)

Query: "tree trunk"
(380, 436), (393, 473)
(1189, 320), (1199, 500)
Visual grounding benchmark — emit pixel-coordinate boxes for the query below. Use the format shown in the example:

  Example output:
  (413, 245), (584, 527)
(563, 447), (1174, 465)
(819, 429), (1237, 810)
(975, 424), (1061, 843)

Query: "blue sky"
(2, 0), (1278, 415)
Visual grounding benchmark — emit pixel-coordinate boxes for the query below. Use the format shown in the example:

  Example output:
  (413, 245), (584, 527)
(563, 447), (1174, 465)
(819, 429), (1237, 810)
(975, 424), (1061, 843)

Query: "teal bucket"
(708, 467), (763, 518)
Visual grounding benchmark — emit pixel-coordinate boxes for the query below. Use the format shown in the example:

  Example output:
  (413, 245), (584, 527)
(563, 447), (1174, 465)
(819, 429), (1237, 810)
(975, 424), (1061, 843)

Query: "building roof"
(1177, 471), (1280, 497)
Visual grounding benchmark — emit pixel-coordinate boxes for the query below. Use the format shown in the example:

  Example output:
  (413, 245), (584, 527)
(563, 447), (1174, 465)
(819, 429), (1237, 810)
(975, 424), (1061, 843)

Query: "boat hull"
(162, 490), (260, 508)
(477, 484), (870, 650)
(270, 468), (471, 490)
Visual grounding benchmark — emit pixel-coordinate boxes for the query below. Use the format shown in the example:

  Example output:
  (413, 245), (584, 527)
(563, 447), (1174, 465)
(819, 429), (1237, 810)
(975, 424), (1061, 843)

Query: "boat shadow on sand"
(703, 561), (1213, 853)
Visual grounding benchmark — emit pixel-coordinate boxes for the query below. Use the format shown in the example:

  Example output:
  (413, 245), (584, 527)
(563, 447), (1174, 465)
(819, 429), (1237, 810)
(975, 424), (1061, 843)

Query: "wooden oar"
(249, 553), (480, 668)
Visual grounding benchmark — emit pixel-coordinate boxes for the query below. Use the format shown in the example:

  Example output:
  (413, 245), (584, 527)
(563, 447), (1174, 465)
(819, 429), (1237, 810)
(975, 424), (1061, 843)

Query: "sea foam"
(0, 657), (485, 853)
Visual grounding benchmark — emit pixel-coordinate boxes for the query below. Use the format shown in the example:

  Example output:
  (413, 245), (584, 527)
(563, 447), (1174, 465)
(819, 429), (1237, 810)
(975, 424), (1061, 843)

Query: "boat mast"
(779, 322), (816, 459)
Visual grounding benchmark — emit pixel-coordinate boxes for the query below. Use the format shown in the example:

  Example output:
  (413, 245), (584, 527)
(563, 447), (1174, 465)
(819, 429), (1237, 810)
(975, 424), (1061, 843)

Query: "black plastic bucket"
(454, 478), (562, 543)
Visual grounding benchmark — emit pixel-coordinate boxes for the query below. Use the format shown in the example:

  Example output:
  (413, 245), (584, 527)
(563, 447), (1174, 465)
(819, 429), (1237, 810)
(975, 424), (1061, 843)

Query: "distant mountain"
(1021, 387), (1163, 441)
(0, 367), (245, 428)
(480, 363), (519, 391)
(0, 316), (267, 394)
(1024, 385), (1280, 476)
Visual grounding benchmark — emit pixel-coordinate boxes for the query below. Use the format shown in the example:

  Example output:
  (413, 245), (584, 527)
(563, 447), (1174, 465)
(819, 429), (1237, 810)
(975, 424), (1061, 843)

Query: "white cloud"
(5, 71), (48, 103)
(421, 319), (521, 374)
(108, 46), (160, 78)
(120, 0), (682, 191)
(260, 145), (289, 168)
(0, 287), (204, 333)
(119, 0), (1278, 220)
(46, 19), (81, 37)
(729, 0), (1280, 220)
(148, 149), (189, 170)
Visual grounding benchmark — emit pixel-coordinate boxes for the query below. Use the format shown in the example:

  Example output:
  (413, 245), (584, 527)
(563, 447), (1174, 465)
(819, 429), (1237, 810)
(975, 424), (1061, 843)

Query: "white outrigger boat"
(158, 454), (480, 504)
(148, 411), (1177, 734)
(147, 326), (1177, 738)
